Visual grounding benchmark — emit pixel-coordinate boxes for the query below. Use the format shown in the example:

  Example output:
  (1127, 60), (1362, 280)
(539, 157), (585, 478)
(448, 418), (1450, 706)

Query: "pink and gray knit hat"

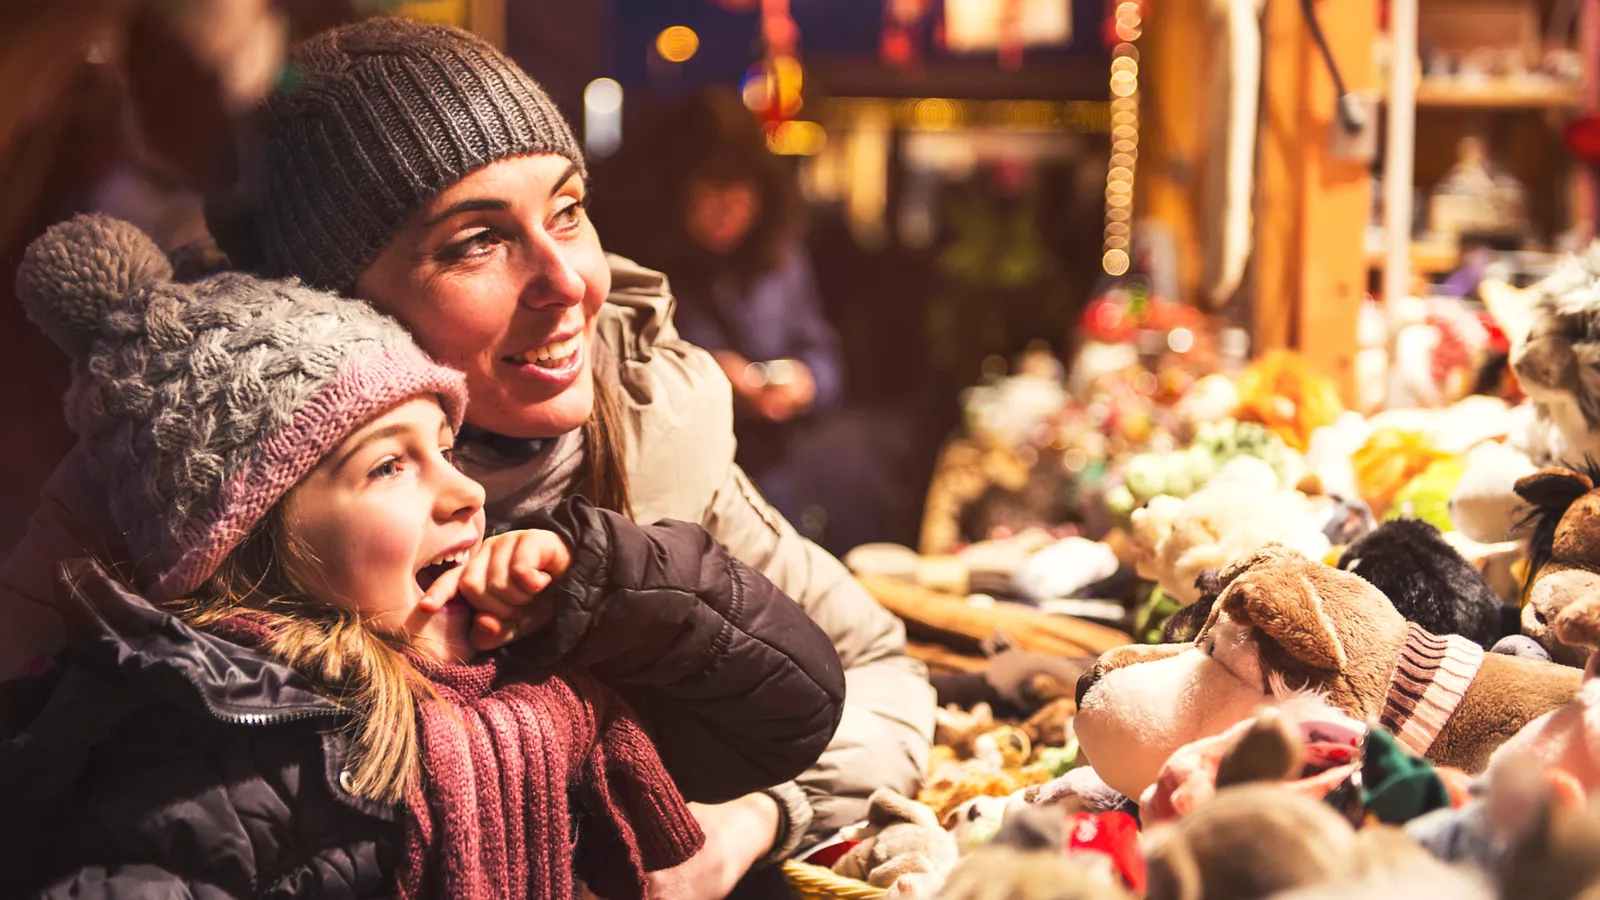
(16, 214), (468, 601)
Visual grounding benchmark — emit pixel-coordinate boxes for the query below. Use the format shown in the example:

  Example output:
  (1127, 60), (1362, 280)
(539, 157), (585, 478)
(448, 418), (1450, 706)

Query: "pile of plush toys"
(823, 246), (1600, 898)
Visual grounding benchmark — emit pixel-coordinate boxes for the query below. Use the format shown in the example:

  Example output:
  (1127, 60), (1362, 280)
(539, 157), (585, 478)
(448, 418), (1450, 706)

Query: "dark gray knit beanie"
(17, 214), (468, 601)
(210, 17), (585, 291)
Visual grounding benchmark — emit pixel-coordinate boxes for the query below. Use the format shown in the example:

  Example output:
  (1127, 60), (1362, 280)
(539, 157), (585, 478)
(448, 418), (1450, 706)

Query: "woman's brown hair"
(171, 507), (431, 805)
(579, 353), (634, 519)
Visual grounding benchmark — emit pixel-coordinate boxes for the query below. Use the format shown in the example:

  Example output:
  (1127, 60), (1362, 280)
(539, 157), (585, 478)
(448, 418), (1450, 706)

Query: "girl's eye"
(440, 445), (459, 468)
(369, 458), (402, 480)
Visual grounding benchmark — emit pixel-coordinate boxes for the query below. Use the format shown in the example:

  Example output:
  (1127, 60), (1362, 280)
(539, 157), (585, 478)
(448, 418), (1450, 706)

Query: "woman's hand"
(646, 794), (781, 900)
(419, 529), (572, 650)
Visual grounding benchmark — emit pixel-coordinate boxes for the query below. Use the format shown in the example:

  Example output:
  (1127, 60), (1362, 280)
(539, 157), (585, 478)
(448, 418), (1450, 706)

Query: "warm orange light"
(656, 26), (700, 63)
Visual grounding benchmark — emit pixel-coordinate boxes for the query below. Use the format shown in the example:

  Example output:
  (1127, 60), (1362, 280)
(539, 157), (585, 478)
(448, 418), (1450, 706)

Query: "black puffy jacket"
(0, 499), (845, 898)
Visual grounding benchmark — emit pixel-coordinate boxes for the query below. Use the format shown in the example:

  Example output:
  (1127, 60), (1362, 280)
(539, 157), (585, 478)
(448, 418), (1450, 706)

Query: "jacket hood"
(53, 557), (341, 725)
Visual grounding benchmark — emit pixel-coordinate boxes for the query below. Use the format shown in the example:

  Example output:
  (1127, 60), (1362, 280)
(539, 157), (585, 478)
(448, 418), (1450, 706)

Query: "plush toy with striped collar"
(1074, 545), (1581, 801)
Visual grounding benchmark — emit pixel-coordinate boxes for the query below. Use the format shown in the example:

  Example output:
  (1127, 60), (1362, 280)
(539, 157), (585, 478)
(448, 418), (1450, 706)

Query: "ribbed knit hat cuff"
(149, 344), (468, 601)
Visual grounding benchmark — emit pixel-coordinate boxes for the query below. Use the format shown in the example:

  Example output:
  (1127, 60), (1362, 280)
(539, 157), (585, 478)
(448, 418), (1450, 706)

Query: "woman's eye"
(552, 198), (586, 230)
(442, 229), (500, 261)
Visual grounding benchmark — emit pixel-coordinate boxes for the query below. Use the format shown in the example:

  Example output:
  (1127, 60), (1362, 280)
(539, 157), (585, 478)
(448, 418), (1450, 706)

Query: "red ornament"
(1565, 114), (1600, 166)
(1063, 810), (1146, 893)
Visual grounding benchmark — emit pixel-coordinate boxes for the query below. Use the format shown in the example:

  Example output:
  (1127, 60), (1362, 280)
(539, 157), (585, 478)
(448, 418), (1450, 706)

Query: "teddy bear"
(1489, 580), (1600, 789)
(1512, 464), (1600, 666)
(1130, 468), (1332, 607)
(1337, 519), (1515, 649)
(1073, 545), (1581, 800)
(831, 787), (960, 890)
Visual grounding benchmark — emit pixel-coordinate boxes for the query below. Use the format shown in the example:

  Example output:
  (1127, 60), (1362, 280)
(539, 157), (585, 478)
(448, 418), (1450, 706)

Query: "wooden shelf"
(1365, 240), (1463, 275)
(1412, 80), (1586, 109)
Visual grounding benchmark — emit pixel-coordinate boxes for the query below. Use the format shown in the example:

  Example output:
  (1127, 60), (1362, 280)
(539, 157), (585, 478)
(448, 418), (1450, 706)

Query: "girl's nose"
(437, 456), (486, 520)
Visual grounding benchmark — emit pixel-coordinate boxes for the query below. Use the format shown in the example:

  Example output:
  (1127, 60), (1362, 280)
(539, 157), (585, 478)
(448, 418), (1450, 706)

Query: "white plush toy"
(1130, 462), (1332, 606)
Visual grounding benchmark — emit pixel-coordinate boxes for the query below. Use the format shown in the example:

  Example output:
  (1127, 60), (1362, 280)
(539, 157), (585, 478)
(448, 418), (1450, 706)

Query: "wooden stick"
(859, 574), (1132, 658)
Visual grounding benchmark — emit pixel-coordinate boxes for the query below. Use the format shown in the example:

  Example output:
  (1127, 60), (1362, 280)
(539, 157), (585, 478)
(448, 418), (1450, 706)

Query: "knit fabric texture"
(213, 16), (585, 291)
(400, 655), (705, 899)
(1379, 624), (1487, 757)
(15, 213), (468, 601)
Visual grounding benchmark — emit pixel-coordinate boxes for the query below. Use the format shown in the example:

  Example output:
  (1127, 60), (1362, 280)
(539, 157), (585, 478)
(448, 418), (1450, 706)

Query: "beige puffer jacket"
(0, 254), (935, 861)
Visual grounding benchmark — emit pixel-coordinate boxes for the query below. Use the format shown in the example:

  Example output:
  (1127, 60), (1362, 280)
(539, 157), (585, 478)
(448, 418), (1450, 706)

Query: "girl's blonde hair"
(172, 505), (430, 805)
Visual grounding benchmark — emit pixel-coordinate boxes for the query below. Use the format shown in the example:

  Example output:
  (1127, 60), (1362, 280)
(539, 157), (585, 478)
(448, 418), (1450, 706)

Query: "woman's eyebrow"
(422, 198), (509, 228)
(550, 164), (579, 197)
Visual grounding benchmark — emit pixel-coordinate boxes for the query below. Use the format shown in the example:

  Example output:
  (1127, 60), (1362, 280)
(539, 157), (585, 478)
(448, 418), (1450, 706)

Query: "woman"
(0, 16), (932, 891)
(594, 88), (847, 534)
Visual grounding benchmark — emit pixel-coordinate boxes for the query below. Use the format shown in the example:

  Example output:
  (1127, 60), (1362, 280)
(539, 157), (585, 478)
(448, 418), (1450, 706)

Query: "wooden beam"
(1254, 0), (1376, 403)
(1141, 0), (1213, 306)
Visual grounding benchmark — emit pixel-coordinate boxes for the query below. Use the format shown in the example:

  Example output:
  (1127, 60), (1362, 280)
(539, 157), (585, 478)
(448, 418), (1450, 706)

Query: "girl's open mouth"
(416, 558), (463, 593)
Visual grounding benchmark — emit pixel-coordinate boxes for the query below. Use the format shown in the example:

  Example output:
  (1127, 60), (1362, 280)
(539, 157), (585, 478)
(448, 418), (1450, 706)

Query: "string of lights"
(1104, 0), (1141, 277)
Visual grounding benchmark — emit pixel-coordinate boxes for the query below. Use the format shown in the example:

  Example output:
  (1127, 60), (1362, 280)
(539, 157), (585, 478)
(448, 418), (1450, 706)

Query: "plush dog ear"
(1515, 467), (1594, 509)
(1222, 560), (1349, 673)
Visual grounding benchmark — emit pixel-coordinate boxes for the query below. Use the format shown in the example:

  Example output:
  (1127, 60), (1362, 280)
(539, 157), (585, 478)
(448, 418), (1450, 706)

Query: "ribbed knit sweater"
(1378, 623), (1486, 757)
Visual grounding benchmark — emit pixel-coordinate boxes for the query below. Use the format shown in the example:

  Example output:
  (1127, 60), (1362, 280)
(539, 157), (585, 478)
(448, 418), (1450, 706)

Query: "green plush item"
(1036, 737), (1080, 778)
(1324, 727), (1451, 827)
(1387, 457), (1467, 534)
(1121, 419), (1296, 505)
(1132, 587), (1183, 645)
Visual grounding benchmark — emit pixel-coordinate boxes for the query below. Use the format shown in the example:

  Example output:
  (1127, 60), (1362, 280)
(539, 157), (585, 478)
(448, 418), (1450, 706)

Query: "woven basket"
(782, 860), (886, 900)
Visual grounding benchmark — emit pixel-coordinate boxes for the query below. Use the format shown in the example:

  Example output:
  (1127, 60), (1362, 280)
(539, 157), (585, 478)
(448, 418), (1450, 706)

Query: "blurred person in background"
(594, 89), (888, 551)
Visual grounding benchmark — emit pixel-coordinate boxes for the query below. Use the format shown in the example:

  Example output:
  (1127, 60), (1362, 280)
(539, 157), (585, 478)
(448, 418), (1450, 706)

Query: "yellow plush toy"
(1233, 350), (1344, 452)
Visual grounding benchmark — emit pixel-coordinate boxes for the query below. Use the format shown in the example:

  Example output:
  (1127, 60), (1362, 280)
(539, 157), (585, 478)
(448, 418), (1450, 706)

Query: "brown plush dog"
(1517, 464), (1600, 667)
(1075, 545), (1581, 800)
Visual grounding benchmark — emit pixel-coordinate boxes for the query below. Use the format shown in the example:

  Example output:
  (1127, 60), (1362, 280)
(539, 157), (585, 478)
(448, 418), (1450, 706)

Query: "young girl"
(0, 215), (845, 898)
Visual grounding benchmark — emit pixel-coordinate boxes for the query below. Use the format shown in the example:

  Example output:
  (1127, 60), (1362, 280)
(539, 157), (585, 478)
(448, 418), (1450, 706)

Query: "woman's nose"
(517, 232), (586, 311)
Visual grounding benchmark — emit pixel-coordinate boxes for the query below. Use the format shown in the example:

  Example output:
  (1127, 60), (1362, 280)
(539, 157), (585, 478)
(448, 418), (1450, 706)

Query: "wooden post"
(1253, 0), (1377, 403)
(1141, 0), (1213, 306)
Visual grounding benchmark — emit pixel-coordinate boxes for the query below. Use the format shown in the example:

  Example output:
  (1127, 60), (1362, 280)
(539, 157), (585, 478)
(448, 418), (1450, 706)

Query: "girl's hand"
(419, 529), (573, 650)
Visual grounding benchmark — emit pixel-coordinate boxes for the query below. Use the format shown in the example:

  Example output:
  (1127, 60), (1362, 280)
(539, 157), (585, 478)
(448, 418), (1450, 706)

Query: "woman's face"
(356, 154), (611, 438)
(284, 396), (487, 663)
(685, 177), (761, 254)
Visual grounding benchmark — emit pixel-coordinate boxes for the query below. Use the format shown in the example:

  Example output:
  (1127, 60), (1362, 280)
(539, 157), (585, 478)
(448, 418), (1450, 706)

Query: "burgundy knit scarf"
(399, 655), (705, 900)
(209, 616), (703, 899)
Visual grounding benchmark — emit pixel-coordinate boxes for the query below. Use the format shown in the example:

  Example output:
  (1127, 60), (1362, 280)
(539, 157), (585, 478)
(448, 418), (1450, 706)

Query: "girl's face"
(284, 396), (487, 663)
(355, 154), (611, 439)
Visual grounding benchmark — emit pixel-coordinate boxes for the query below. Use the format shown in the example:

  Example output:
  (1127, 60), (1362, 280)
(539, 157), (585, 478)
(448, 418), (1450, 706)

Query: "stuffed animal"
(1143, 784), (1413, 900)
(1448, 266), (1600, 543)
(1130, 473), (1331, 607)
(1139, 704), (1364, 824)
(1074, 546), (1581, 800)
(1119, 419), (1300, 508)
(940, 846), (1136, 900)
(1490, 585), (1600, 790)
(832, 788), (960, 889)
(1337, 519), (1512, 649)
(1515, 464), (1600, 666)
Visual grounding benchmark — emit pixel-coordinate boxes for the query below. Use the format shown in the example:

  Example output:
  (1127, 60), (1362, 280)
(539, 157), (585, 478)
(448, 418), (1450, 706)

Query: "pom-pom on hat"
(16, 213), (468, 601)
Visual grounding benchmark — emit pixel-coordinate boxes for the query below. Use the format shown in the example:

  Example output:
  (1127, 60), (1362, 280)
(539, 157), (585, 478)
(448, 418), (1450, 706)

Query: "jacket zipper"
(178, 673), (347, 728)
